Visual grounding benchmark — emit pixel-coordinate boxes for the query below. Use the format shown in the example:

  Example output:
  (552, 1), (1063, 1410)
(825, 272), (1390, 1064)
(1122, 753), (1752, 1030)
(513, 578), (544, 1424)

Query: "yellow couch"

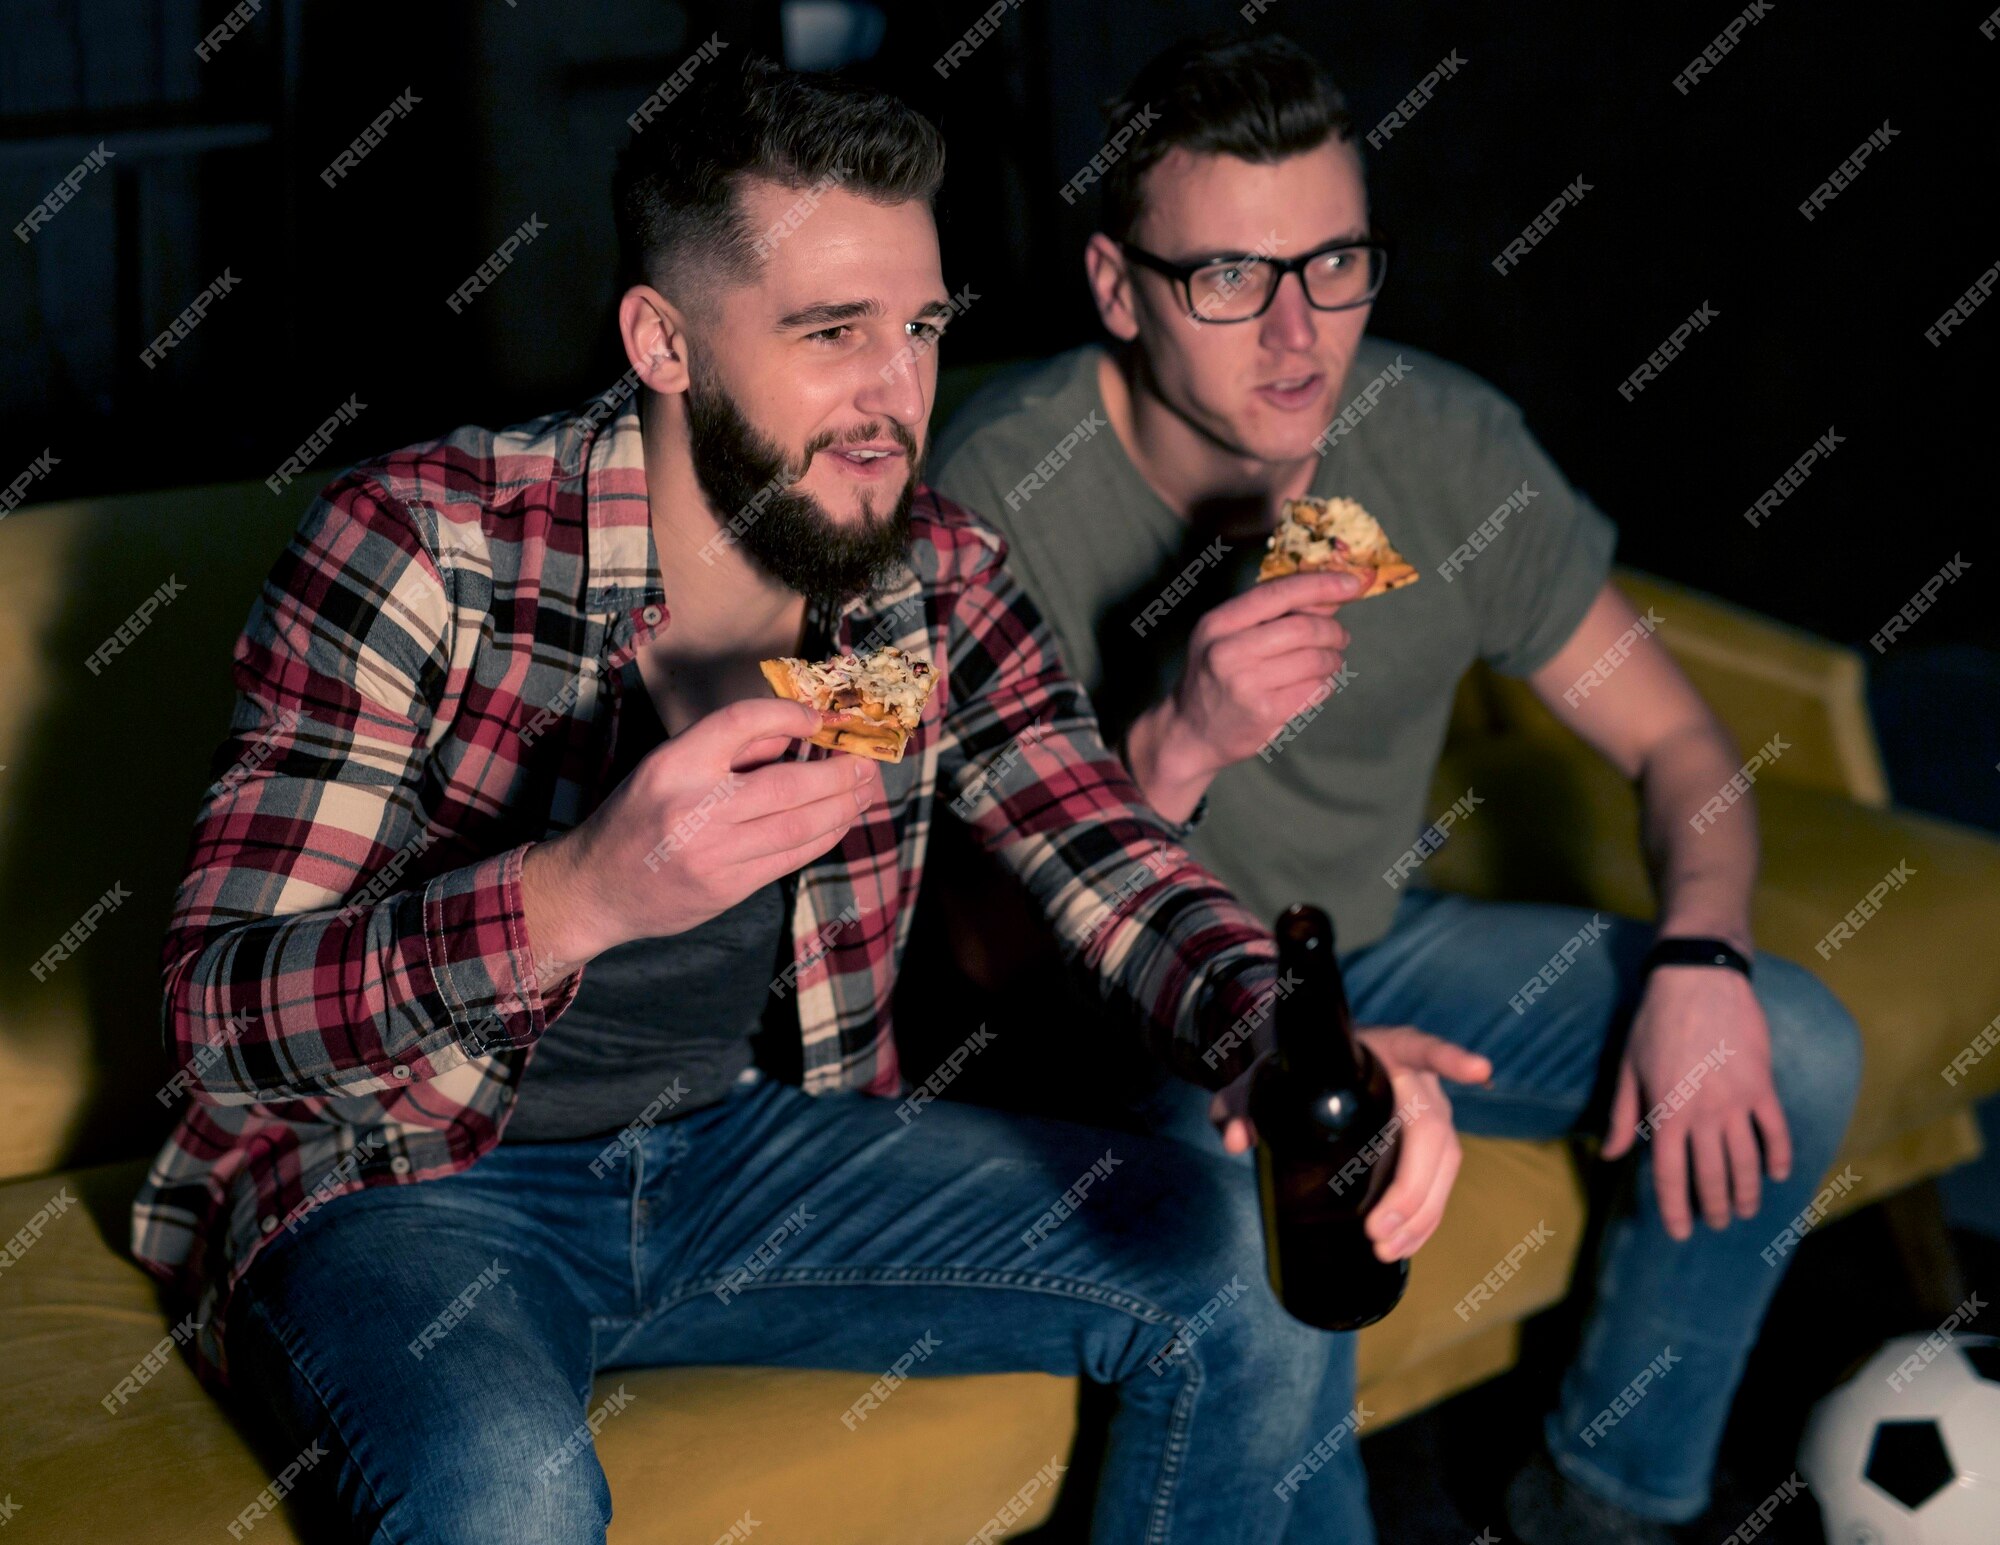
(2, 445), (1996, 1542)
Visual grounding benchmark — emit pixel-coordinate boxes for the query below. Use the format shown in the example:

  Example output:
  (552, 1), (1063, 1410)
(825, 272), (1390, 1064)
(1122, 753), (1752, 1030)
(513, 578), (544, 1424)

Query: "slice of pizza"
(758, 645), (939, 763)
(1256, 495), (1419, 597)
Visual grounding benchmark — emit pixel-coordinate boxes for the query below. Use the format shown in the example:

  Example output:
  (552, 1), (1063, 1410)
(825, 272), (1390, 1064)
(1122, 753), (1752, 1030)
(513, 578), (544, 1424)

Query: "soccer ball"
(1799, 1332), (2000, 1544)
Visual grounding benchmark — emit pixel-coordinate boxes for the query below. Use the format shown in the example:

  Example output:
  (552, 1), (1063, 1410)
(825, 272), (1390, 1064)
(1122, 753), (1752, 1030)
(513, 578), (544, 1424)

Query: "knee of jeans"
(374, 1397), (614, 1545)
(1756, 953), (1864, 1153)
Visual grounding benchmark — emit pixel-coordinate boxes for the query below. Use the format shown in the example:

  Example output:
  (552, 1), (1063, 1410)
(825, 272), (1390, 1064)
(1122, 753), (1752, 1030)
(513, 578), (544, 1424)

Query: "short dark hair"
(612, 56), (946, 304)
(1098, 33), (1357, 243)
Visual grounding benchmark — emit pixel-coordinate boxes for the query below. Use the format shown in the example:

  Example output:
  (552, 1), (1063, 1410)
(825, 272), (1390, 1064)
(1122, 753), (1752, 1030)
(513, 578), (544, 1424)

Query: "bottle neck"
(1274, 918), (1363, 1089)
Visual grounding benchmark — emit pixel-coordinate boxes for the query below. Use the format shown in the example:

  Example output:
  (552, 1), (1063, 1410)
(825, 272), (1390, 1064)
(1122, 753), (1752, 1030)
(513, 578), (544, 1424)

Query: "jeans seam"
(647, 1263), (1196, 1542)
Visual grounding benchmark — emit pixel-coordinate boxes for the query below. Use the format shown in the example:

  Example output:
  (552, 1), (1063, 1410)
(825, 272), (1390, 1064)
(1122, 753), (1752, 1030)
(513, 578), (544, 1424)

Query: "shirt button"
(390, 1156), (412, 1175)
(392, 1064), (411, 1080)
(259, 1215), (278, 1233)
(641, 605), (663, 625)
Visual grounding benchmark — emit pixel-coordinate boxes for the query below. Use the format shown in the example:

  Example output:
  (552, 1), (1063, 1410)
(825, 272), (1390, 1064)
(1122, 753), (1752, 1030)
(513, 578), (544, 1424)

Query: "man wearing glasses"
(933, 31), (1862, 1545)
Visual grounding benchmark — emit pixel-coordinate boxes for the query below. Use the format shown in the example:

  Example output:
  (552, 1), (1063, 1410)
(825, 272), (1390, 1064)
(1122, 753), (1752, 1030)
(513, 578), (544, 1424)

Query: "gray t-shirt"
(931, 337), (1617, 951)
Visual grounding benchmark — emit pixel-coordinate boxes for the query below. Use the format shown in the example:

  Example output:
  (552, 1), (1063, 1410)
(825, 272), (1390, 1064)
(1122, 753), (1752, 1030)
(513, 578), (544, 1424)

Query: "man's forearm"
(1637, 722), (1759, 952)
(1123, 699), (1218, 825)
(520, 834), (613, 976)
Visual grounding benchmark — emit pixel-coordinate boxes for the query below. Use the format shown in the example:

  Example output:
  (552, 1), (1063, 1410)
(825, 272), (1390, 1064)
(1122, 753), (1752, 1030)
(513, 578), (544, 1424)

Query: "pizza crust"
(1257, 496), (1419, 597)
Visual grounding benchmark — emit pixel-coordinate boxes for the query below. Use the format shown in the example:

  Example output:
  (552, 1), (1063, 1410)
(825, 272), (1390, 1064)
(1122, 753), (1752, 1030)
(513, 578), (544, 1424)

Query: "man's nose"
(859, 342), (931, 432)
(1257, 270), (1319, 354)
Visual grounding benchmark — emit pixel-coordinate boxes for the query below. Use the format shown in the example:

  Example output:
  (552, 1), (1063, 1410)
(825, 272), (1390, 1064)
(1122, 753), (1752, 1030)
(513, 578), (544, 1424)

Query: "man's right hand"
(522, 697), (875, 969)
(1124, 570), (1360, 822)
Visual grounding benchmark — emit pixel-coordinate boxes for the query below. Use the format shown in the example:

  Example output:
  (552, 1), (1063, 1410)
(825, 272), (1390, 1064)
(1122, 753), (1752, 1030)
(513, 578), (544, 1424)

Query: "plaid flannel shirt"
(130, 378), (1281, 1392)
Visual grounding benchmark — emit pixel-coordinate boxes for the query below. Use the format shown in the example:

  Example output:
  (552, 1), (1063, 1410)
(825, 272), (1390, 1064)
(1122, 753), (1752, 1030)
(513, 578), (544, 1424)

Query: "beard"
(685, 359), (921, 605)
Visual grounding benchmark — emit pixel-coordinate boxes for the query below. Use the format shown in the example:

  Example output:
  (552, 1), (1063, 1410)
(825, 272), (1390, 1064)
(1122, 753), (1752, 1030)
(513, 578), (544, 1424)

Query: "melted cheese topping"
(778, 646), (935, 730)
(1266, 496), (1391, 568)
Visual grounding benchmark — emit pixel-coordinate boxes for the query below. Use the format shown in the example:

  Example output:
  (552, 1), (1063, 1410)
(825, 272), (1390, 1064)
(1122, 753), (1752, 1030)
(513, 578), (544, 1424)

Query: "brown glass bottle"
(1249, 903), (1409, 1331)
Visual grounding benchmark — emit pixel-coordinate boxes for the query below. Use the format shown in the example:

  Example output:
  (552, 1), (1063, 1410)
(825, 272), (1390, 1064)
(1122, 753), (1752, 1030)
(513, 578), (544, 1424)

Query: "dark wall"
(4, 0), (1992, 667)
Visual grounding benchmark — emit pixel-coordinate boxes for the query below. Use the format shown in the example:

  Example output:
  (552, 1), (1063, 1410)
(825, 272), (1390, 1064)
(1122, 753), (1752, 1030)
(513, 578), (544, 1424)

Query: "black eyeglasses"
(1117, 237), (1389, 323)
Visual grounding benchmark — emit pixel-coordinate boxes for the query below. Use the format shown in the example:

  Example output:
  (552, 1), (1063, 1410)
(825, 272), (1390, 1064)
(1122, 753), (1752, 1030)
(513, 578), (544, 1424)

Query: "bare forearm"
(1636, 721), (1759, 952)
(1123, 700), (1219, 825)
(520, 833), (614, 976)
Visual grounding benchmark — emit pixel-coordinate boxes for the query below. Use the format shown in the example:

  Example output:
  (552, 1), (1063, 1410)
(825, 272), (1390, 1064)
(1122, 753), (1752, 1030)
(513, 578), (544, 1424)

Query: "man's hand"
(1125, 571), (1360, 822)
(1601, 966), (1793, 1240)
(1209, 1025), (1492, 1262)
(522, 698), (877, 967)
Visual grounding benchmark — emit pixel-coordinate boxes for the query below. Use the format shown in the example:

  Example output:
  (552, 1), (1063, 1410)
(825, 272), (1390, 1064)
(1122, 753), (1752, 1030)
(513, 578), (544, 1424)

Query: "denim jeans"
(223, 1065), (1354, 1544)
(1115, 887), (1865, 1532)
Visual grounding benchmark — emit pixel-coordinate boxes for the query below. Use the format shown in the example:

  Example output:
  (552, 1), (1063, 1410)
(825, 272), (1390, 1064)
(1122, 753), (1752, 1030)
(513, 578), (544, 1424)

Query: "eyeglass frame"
(1115, 235), (1390, 323)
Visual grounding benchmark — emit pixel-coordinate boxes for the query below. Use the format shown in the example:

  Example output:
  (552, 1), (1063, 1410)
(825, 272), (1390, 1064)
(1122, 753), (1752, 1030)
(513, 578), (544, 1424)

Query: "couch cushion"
(0, 1161), (1074, 1542)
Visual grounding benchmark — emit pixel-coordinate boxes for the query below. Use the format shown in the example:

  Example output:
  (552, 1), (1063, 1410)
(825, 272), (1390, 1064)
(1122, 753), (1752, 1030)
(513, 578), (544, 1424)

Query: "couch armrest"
(1460, 566), (1891, 808)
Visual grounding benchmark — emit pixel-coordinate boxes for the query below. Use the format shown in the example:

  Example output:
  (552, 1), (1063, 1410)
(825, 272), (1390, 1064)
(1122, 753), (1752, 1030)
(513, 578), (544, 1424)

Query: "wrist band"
(1641, 936), (1753, 981)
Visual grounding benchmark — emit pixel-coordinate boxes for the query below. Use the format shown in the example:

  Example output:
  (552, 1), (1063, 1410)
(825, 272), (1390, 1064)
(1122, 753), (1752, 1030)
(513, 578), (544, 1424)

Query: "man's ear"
(1084, 234), (1140, 343)
(617, 284), (694, 394)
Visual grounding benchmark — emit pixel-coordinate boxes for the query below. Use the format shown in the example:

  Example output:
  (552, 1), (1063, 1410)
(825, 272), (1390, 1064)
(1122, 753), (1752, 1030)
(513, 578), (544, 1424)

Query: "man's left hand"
(1601, 965), (1793, 1240)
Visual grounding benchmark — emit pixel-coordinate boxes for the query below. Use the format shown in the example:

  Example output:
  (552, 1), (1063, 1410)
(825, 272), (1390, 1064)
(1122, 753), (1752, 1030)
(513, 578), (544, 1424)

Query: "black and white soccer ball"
(1800, 1332), (1999, 1543)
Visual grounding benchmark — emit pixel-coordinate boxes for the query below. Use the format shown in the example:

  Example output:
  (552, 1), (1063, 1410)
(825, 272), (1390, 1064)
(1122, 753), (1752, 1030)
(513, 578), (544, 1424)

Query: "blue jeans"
(1116, 888), (1864, 1532)
(223, 1066), (1354, 1544)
